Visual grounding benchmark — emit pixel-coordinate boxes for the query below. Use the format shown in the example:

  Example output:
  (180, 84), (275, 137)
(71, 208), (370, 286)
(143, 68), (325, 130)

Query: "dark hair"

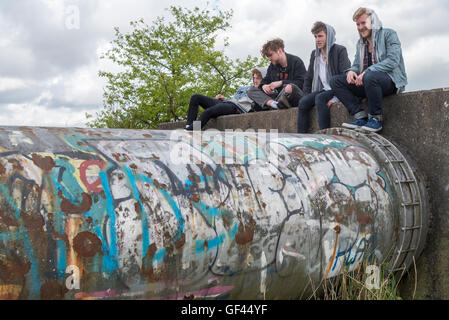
(311, 21), (327, 35)
(251, 69), (263, 79)
(261, 38), (284, 58)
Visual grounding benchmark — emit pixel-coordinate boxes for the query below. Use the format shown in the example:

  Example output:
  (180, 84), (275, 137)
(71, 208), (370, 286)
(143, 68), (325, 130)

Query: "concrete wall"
(159, 88), (449, 299)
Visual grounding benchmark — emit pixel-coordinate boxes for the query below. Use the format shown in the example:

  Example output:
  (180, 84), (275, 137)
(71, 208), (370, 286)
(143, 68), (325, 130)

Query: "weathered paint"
(0, 126), (428, 300)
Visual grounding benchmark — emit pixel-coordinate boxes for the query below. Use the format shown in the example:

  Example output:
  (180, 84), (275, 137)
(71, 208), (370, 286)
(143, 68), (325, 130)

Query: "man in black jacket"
(247, 38), (306, 111)
(297, 22), (351, 133)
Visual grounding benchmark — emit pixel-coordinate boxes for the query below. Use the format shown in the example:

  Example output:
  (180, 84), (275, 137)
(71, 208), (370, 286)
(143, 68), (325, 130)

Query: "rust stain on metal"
(7, 159), (23, 171)
(222, 215), (231, 229)
(0, 162), (5, 175)
(144, 171), (153, 178)
(203, 166), (213, 176)
(134, 201), (142, 213)
(153, 179), (163, 189)
(356, 212), (372, 225)
(0, 256), (31, 281)
(112, 153), (130, 162)
(324, 231), (340, 278)
(189, 194), (200, 203)
(40, 280), (68, 300)
(52, 230), (70, 247)
(73, 231), (102, 258)
(60, 193), (92, 215)
(0, 209), (19, 227)
(142, 243), (158, 282)
(143, 134), (152, 138)
(334, 213), (345, 223)
(333, 225), (341, 234)
(235, 219), (256, 245)
(175, 233), (186, 250)
(21, 211), (45, 231)
(188, 173), (201, 183)
(146, 245), (157, 259)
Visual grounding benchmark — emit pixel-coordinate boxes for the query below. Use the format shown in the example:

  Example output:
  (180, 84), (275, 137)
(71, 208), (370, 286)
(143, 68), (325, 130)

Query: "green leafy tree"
(87, 6), (266, 129)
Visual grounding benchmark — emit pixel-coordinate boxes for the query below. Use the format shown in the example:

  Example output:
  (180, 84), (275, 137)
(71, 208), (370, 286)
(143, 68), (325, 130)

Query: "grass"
(304, 257), (417, 300)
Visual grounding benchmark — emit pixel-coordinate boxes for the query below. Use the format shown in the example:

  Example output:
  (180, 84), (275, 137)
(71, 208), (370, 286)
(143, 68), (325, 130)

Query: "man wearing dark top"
(297, 21), (351, 133)
(247, 38), (306, 111)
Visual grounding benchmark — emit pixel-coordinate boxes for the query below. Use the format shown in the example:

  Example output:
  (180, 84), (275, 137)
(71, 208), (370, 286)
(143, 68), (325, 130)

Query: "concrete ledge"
(159, 88), (449, 299)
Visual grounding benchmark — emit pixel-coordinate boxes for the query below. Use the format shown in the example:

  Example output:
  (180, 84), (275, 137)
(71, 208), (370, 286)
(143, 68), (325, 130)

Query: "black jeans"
(297, 90), (335, 133)
(186, 94), (240, 128)
(329, 71), (396, 119)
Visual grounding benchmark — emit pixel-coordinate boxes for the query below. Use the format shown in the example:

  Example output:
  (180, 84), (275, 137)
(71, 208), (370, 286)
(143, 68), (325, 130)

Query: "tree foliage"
(87, 6), (265, 129)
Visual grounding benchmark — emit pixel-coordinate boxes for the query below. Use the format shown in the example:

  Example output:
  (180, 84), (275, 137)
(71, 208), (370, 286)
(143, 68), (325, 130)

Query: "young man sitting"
(297, 21), (351, 133)
(184, 68), (267, 131)
(247, 38), (306, 111)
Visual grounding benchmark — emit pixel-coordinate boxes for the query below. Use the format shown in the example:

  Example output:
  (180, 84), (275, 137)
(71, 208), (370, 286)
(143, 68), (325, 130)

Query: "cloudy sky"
(1, 0), (448, 127)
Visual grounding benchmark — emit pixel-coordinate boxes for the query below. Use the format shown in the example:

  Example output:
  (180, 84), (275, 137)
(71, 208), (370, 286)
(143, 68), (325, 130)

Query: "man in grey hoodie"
(329, 7), (407, 133)
(185, 67), (267, 131)
(297, 21), (351, 133)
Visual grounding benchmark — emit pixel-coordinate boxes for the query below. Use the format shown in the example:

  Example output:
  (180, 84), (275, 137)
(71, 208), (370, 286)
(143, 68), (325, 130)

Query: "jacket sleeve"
(282, 56), (307, 89)
(259, 64), (274, 88)
(338, 47), (352, 74)
(303, 51), (315, 95)
(348, 41), (361, 74)
(367, 29), (402, 74)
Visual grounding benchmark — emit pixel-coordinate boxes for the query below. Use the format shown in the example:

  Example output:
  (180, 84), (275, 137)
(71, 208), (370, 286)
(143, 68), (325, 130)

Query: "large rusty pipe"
(0, 126), (428, 299)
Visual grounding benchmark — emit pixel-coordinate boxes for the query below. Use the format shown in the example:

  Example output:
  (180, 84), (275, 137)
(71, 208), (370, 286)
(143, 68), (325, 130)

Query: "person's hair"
(311, 21), (327, 35)
(353, 7), (371, 21)
(261, 38), (284, 58)
(251, 69), (263, 79)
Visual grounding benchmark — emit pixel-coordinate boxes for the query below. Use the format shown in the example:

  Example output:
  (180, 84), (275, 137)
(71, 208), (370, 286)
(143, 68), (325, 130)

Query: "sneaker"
(184, 124), (193, 131)
(361, 117), (382, 132)
(276, 94), (291, 109)
(342, 118), (368, 129)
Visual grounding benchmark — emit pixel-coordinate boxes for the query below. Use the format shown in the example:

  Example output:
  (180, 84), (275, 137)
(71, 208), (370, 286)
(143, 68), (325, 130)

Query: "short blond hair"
(353, 7), (371, 21)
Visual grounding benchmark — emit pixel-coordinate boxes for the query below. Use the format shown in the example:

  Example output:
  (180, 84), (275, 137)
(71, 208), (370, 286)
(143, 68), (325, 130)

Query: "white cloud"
(1, 103), (90, 127)
(0, 78), (28, 92)
(0, 0), (448, 127)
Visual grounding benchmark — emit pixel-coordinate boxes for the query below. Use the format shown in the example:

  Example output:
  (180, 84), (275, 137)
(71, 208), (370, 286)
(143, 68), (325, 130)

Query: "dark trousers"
(186, 94), (240, 128)
(329, 71), (396, 118)
(247, 84), (304, 110)
(297, 90), (335, 133)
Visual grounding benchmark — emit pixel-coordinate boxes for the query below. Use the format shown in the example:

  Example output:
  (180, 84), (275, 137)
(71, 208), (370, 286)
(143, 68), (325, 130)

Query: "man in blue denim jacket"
(330, 7), (407, 132)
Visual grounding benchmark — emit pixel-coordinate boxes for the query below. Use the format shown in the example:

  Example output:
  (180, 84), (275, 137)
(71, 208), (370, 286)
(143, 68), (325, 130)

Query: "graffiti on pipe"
(0, 127), (393, 299)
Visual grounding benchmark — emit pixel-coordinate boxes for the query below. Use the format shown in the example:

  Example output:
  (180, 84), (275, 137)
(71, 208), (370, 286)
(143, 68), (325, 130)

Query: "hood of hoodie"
(356, 8), (383, 73)
(366, 8), (383, 34)
(254, 67), (267, 79)
(312, 23), (337, 92)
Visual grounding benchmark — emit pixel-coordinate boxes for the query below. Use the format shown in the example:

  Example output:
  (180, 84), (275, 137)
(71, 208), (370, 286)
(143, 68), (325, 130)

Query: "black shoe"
(276, 94), (291, 109)
(184, 124), (193, 131)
